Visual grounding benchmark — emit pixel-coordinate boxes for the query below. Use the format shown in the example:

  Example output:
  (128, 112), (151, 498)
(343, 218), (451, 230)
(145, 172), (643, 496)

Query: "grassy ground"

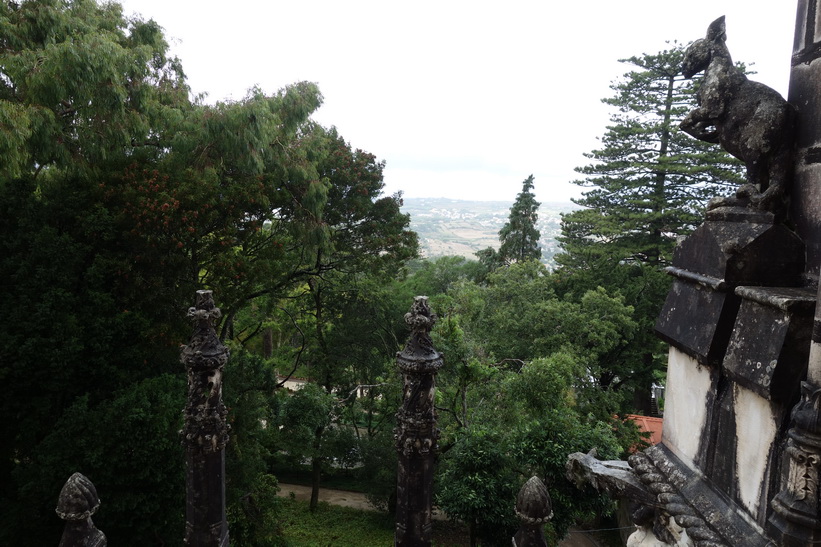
(279, 497), (469, 546)
(271, 466), (622, 546)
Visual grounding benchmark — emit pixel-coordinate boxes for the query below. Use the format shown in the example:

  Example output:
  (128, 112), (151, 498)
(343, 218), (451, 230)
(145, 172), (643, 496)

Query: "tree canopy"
(499, 175), (542, 264)
(0, 1), (416, 544)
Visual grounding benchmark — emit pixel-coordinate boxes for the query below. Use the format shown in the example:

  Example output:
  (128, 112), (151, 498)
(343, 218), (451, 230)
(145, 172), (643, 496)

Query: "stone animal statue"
(680, 16), (796, 214)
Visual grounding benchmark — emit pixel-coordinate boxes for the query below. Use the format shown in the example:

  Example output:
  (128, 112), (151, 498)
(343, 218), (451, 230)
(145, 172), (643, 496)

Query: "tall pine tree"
(499, 175), (542, 263)
(477, 175), (542, 269)
(557, 45), (744, 271)
(554, 45), (745, 413)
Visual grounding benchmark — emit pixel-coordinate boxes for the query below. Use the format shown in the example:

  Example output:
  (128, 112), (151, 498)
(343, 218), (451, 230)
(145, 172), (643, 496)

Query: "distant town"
(401, 197), (576, 265)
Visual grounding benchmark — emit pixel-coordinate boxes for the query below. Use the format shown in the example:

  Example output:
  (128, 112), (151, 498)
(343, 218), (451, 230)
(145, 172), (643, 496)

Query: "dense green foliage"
(0, 1), (415, 544)
(422, 262), (636, 544)
(1, 3), (741, 545)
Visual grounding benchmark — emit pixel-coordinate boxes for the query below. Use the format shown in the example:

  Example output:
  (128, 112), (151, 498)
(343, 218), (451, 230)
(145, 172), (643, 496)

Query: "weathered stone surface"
(662, 348), (716, 467)
(656, 217), (805, 367)
(566, 451), (656, 508)
(181, 290), (229, 547)
(631, 445), (771, 547)
(733, 384), (780, 519)
(656, 277), (738, 367)
(768, 381), (821, 545)
(723, 286), (814, 402)
(56, 472), (106, 547)
(681, 16), (797, 216)
(702, 380), (736, 496)
(512, 476), (552, 547)
(670, 217), (804, 287)
(395, 296), (443, 547)
(789, 0), (821, 277)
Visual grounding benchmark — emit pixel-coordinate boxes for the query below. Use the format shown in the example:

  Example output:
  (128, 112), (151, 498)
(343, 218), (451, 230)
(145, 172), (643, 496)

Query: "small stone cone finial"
(56, 472), (100, 521)
(56, 473), (106, 547)
(513, 476), (552, 547)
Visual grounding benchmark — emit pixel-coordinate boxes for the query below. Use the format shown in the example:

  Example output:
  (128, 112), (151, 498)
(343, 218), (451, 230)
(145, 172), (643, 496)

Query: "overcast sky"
(117, 1), (797, 203)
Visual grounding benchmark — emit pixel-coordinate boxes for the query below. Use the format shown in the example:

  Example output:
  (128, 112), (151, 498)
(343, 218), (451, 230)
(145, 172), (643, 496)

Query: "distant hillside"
(400, 197), (577, 266)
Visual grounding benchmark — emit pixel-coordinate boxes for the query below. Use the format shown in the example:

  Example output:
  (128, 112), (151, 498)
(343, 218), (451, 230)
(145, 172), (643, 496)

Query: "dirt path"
(277, 483), (607, 546)
(278, 483), (373, 511)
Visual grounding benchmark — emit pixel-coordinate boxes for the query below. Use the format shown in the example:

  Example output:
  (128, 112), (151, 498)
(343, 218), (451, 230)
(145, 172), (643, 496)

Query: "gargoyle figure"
(681, 16), (796, 214)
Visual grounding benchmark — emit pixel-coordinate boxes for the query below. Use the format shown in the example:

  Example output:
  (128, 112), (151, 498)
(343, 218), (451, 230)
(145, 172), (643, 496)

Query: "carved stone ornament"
(513, 476), (553, 547)
(628, 452), (726, 547)
(396, 295), (443, 374)
(769, 381), (821, 543)
(681, 16), (797, 216)
(567, 445), (772, 546)
(394, 296), (443, 547)
(180, 290), (230, 453)
(56, 472), (107, 547)
(394, 296), (443, 457)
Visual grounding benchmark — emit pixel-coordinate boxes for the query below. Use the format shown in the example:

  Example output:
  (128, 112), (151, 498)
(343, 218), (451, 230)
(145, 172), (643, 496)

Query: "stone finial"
(180, 290), (230, 453)
(397, 296), (442, 372)
(56, 472), (106, 547)
(513, 476), (552, 547)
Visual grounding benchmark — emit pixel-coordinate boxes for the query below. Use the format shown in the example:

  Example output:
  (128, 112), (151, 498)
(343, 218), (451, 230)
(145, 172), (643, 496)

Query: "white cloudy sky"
(117, 1), (796, 203)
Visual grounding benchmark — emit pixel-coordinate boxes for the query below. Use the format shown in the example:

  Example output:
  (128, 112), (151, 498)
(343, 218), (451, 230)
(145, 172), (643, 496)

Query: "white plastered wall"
(662, 347), (712, 466)
(733, 384), (777, 516)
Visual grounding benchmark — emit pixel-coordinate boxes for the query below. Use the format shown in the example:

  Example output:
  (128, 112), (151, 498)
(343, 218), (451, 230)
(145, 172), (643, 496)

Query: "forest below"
(0, 1), (746, 545)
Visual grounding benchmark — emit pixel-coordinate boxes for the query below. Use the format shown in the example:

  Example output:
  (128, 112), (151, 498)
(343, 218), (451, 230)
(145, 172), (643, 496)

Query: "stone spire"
(181, 290), (230, 546)
(394, 296), (443, 546)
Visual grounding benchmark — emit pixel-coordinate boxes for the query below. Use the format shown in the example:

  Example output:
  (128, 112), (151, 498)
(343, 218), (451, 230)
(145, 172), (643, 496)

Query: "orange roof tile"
(626, 414), (663, 446)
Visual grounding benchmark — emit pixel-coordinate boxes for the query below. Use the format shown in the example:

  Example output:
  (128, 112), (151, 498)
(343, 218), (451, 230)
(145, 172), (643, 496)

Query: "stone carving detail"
(181, 290), (230, 453)
(512, 476), (553, 547)
(680, 16), (796, 215)
(628, 452), (726, 547)
(769, 381), (821, 543)
(394, 296), (444, 546)
(181, 290), (230, 547)
(56, 472), (107, 547)
(395, 296), (443, 456)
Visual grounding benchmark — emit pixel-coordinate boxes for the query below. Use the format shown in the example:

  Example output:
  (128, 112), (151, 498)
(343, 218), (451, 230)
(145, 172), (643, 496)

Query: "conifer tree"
(554, 45), (745, 413)
(477, 175), (542, 269)
(499, 175), (542, 264)
(557, 45), (744, 271)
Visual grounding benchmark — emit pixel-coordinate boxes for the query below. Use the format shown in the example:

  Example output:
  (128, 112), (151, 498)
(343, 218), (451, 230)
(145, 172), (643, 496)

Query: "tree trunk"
(262, 327), (273, 359)
(309, 425), (324, 512)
